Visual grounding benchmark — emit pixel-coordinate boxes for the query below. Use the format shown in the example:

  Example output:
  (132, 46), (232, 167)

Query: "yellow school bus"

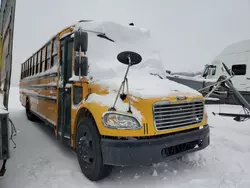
(19, 20), (210, 181)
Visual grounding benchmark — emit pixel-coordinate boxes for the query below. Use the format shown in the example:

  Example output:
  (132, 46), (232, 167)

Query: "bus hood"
(86, 73), (203, 123)
(91, 71), (202, 99)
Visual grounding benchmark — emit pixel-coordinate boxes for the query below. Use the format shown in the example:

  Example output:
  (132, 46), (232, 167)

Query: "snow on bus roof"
(73, 20), (150, 38)
(72, 20), (202, 98)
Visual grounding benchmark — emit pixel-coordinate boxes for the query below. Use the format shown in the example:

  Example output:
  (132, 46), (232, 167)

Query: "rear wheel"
(76, 117), (112, 181)
(26, 98), (38, 122)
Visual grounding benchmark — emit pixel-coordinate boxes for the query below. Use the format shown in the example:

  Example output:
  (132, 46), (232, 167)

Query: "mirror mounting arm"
(110, 51), (142, 113)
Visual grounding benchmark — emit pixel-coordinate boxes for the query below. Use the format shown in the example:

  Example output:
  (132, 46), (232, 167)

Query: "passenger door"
(57, 35), (73, 146)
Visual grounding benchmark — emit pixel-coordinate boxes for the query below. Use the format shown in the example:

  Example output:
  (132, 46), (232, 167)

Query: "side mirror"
(74, 56), (88, 76)
(117, 51), (142, 65)
(74, 31), (88, 52)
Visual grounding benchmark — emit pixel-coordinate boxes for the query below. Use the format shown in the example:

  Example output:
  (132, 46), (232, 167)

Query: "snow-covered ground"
(1, 87), (250, 188)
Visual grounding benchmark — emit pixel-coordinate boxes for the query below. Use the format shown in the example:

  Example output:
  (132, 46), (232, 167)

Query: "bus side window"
(30, 58), (32, 76)
(46, 42), (51, 70)
(23, 62), (25, 78)
(24, 61), (27, 78)
(38, 50), (41, 73)
(27, 59), (30, 77)
(20, 64), (23, 79)
(33, 54), (36, 75)
(40, 47), (45, 72)
(66, 40), (73, 81)
(73, 86), (83, 104)
(36, 52), (40, 74)
(24, 62), (26, 78)
(26, 60), (28, 77)
(51, 38), (58, 67)
(32, 56), (35, 75)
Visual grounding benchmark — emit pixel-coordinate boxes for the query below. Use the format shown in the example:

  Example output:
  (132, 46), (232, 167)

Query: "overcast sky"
(11, 0), (250, 85)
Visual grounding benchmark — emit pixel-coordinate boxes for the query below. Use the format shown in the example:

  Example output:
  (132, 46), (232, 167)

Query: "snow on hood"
(74, 21), (202, 98)
(84, 92), (143, 121)
(96, 70), (202, 98)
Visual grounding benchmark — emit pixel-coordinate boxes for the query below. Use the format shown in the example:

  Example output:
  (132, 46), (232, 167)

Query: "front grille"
(161, 140), (199, 157)
(153, 100), (204, 131)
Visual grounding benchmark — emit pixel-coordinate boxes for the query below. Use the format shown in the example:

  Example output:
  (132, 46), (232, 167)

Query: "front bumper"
(101, 125), (210, 166)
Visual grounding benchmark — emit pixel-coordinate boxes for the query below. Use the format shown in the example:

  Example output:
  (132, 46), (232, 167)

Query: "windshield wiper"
(150, 73), (163, 79)
(97, 33), (115, 42)
(75, 28), (115, 43)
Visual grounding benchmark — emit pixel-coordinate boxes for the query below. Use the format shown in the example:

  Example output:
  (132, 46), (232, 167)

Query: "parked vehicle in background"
(203, 39), (250, 92)
(168, 39), (250, 105)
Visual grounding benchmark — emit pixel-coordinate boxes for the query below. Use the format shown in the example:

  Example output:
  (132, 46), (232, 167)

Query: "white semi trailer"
(203, 39), (250, 92)
(167, 39), (250, 105)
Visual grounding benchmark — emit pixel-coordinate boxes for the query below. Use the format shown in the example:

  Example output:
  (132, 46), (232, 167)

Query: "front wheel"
(76, 117), (112, 181)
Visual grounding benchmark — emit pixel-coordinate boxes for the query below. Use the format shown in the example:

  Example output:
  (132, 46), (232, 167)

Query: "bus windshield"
(74, 21), (166, 81)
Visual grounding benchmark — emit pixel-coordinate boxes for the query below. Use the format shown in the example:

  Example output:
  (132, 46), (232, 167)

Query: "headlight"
(102, 112), (142, 130)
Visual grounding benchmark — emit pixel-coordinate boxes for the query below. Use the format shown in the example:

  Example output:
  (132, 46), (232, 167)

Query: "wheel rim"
(78, 130), (94, 169)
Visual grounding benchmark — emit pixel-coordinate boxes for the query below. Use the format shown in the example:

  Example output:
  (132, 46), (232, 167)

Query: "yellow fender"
(72, 102), (145, 148)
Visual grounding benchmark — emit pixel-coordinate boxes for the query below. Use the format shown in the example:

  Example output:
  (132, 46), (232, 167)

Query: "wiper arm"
(97, 33), (115, 42)
(150, 73), (163, 79)
(75, 28), (115, 42)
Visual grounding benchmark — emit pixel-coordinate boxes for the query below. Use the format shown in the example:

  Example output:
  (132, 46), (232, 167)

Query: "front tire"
(76, 117), (112, 181)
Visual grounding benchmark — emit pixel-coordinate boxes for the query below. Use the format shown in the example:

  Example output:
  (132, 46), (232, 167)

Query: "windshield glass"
(74, 21), (166, 81)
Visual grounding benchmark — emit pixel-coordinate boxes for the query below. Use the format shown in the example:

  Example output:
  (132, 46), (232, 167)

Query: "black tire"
(76, 117), (112, 181)
(26, 98), (38, 122)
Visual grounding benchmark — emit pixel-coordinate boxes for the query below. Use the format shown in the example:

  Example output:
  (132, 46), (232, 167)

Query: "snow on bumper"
(101, 125), (210, 166)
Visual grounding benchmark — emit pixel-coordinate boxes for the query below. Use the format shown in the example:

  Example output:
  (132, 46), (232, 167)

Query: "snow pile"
(97, 71), (202, 98)
(168, 74), (217, 83)
(73, 21), (201, 98)
(84, 92), (143, 121)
